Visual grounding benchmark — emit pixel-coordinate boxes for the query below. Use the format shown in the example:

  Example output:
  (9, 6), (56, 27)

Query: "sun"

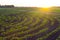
(37, 0), (52, 14)
(40, 6), (52, 8)
(39, 4), (52, 8)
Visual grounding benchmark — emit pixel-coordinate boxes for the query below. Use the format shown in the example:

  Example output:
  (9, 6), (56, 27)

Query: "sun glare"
(39, 3), (53, 8)
(41, 8), (50, 11)
(39, 7), (51, 14)
(40, 6), (52, 8)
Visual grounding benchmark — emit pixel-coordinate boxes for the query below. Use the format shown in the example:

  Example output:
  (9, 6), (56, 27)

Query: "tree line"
(0, 5), (14, 8)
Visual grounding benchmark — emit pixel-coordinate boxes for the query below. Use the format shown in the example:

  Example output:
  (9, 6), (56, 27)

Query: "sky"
(0, 0), (60, 7)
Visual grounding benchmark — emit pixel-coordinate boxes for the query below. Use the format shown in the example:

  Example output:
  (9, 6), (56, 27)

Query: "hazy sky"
(0, 0), (60, 7)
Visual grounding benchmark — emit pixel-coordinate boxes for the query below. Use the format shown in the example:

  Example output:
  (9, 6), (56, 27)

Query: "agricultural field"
(0, 7), (60, 40)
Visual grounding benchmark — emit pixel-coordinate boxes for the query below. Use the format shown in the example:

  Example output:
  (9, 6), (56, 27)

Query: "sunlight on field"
(39, 8), (51, 14)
